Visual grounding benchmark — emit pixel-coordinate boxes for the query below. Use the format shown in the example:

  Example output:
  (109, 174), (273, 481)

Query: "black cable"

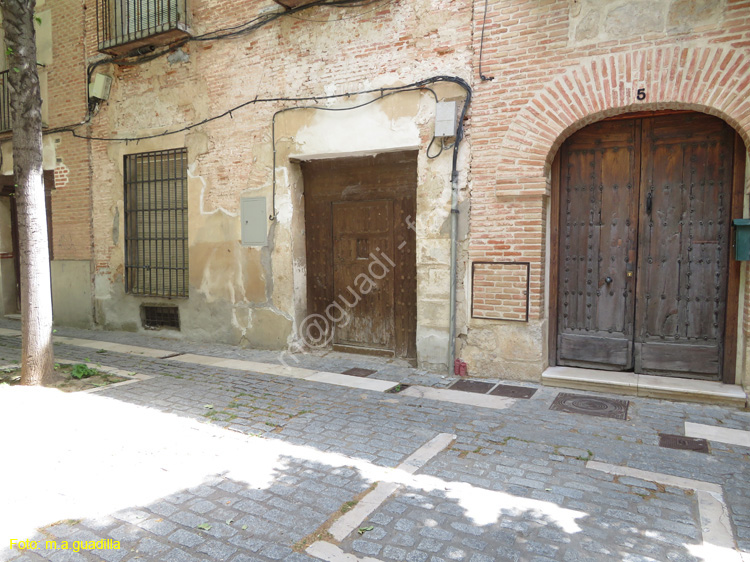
(51, 72), (471, 223)
(286, 0), (390, 22)
(76, 0), (392, 131)
(478, 0), (494, 82)
(56, 75), (460, 142)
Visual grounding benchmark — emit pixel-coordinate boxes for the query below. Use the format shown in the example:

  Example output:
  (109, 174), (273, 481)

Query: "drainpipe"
(448, 166), (459, 372)
(446, 79), (471, 374)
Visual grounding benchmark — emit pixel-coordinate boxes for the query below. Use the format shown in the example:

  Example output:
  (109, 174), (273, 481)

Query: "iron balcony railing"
(97, 0), (189, 53)
(0, 71), (11, 133)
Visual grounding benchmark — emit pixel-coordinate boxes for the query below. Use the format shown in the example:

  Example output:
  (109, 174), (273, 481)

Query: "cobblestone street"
(1, 319), (749, 562)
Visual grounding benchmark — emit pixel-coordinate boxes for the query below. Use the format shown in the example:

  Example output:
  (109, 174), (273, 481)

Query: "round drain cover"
(550, 392), (629, 420)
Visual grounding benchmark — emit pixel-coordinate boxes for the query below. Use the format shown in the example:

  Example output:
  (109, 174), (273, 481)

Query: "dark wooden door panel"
(332, 200), (395, 350)
(634, 342), (719, 375)
(635, 114), (734, 379)
(557, 119), (639, 370)
(559, 333), (632, 369)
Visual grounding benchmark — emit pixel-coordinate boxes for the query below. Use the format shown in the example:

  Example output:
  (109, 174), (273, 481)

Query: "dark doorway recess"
(550, 113), (745, 382)
(302, 151), (417, 359)
(0, 171), (55, 314)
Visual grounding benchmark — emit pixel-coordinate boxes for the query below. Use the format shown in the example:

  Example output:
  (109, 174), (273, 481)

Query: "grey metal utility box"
(241, 197), (268, 247)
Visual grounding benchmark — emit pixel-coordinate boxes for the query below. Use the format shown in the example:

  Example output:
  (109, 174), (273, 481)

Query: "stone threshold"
(542, 366), (748, 408)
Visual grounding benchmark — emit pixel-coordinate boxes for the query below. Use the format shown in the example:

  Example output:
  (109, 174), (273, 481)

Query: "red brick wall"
(469, 0), (750, 321)
(45, 0), (92, 262)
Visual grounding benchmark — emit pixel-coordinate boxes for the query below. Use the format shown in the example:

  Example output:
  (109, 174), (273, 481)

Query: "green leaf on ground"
(196, 523), (212, 531)
(358, 526), (374, 535)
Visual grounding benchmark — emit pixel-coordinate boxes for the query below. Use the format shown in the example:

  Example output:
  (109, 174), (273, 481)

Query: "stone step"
(542, 366), (748, 408)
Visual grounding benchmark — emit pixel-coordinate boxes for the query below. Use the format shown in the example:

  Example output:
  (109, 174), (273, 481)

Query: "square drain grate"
(659, 434), (709, 453)
(342, 368), (377, 378)
(550, 392), (629, 420)
(489, 384), (537, 399)
(449, 380), (496, 394)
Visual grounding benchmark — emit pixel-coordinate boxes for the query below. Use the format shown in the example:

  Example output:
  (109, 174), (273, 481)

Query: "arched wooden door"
(555, 112), (742, 380)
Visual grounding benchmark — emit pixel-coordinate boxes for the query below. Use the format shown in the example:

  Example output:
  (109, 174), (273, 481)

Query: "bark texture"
(1, 0), (53, 385)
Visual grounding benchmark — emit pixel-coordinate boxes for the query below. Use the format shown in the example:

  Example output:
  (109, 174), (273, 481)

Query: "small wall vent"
(141, 305), (180, 330)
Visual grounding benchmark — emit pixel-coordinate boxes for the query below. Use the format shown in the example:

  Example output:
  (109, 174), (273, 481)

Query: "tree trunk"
(1, 0), (54, 386)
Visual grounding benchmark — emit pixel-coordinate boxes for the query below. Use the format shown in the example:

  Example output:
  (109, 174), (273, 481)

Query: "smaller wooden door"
(332, 200), (395, 351)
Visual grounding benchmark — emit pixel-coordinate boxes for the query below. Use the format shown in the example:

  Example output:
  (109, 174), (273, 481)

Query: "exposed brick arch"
(495, 46), (750, 191)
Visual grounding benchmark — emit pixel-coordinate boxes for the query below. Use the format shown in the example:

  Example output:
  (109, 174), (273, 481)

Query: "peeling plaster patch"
(112, 207), (119, 246)
(294, 107), (420, 157)
(94, 274), (112, 300)
(274, 180), (294, 226)
(54, 162), (70, 189)
(167, 48), (189, 64)
(189, 163), (237, 217)
(289, 258), (308, 345)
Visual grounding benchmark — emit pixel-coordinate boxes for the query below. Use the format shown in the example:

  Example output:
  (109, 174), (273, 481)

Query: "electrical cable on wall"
(77, 0), (393, 126)
(478, 0), (494, 81)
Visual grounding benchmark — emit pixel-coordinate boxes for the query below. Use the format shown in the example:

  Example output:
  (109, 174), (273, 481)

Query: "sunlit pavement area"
(1, 318), (750, 562)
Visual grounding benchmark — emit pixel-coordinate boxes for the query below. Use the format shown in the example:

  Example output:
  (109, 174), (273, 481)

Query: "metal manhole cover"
(489, 384), (537, 399)
(549, 392), (629, 420)
(659, 434), (709, 453)
(342, 368), (377, 378)
(449, 380), (496, 394)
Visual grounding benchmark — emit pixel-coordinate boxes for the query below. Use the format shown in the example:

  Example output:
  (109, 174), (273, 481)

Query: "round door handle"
(605, 276), (613, 284)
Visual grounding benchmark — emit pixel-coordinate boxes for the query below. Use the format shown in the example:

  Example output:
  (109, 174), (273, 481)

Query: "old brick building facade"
(3, 0), (750, 393)
(0, 0), (94, 328)
(465, 0), (750, 392)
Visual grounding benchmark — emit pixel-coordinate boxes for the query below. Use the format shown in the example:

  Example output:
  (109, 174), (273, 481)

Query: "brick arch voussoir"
(495, 46), (750, 193)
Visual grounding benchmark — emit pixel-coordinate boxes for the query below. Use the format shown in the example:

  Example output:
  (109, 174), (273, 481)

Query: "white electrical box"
(89, 74), (112, 101)
(434, 101), (458, 137)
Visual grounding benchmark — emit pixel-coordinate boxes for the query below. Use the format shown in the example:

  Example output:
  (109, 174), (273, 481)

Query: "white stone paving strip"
(3, 331), (532, 402)
(52, 336), (172, 358)
(685, 422), (750, 448)
(172, 354), (398, 390)
(311, 432), (456, 562)
(587, 460), (743, 562)
(306, 541), (383, 562)
(0, 327), (20, 336)
(400, 385), (515, 410)
(307, 372), (398, 392)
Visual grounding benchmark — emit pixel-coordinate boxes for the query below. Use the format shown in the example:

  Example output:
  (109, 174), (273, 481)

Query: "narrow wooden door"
(634, 114), (735, 378)
(332, 199), (395, 351)
(557, 119), (640, 370)
(557, 113), (737, 380)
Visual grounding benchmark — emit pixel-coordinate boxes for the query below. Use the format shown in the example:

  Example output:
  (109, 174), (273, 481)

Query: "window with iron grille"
(97, 0), (190, 54)
(124, 148), (188, 298)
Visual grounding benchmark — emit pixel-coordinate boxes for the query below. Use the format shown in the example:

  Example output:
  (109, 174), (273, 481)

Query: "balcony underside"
(98, 23), (191, 57)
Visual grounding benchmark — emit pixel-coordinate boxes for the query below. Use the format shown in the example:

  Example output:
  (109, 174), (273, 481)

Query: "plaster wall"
(51, 260), (92, 328)
(84, 0), (473, 368)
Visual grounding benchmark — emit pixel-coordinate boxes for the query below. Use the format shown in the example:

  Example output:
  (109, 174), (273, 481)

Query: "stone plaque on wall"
(471, 262), (530, 322)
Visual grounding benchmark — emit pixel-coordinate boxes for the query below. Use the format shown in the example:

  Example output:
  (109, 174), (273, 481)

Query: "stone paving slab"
(1, 319), (749, 562)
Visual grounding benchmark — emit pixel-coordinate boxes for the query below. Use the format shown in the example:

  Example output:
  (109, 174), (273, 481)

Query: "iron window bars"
(97, 0), (188, 51)
(124, 148), (188, 298)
